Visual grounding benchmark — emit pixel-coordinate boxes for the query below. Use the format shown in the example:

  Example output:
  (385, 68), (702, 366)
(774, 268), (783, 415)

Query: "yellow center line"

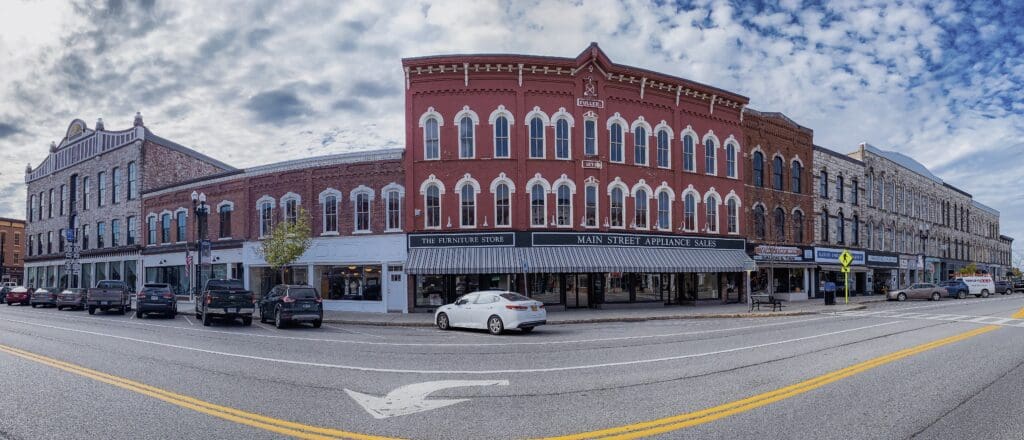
(0, 343), (402, 440)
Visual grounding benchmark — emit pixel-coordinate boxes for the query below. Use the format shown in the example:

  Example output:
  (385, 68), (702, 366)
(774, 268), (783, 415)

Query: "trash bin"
(824, 280), (836, 305)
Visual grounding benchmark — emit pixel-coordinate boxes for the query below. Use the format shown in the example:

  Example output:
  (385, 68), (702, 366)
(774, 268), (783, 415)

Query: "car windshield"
(288, 288), (319, 299)
(500, 293), (532, 302)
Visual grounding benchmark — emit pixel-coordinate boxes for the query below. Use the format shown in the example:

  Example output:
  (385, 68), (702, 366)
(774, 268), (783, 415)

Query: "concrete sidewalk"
(318, 295), (888, 327)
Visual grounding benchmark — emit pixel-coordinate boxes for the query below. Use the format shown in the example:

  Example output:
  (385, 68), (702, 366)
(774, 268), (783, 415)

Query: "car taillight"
(162, 293), (174, 299)
(137, 292), (147, 299)
(205, 294), (212, 305)
(282, 296), (296, 303)
(505, 304), (528, 310)
(538, 304), (545, 309)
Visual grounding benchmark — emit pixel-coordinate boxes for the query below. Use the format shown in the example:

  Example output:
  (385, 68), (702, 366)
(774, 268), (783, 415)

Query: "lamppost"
(0, 232), (6, 283)
(191, 191), (208, 302)
(918, 223), (930, 282)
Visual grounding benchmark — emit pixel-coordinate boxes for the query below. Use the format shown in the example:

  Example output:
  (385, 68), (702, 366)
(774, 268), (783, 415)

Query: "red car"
(5, 287), (32, 306)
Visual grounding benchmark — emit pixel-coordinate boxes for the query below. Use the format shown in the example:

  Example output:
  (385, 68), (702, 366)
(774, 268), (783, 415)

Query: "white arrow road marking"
(345, 380), (509, 419)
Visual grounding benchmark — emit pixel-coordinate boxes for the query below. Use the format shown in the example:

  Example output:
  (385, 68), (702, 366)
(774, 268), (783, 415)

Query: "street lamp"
(191, 191), (208, 302)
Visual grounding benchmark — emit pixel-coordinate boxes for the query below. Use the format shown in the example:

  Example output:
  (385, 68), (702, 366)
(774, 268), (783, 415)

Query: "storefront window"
(315, 265), (382, 301)
(527, 273), (561, 304)
(124, 260), (137, 292)
(415, 275), (446, 307)
(81, 263), (92, 289)
(605, 273), (630, 303)
(46, 266), (55, 287)
(695, 273), (719, 300)
(145, 265), (188, 295)
(109, 261), (122, 281)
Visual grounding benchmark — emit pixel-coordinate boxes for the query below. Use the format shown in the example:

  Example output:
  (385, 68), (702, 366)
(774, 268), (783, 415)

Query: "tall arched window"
(459, 184), (476, 227)
(819, 170), (829, 198)
(556, 184), (572, 227)
(555, 119), (570, 159)
(495, 183), (510, 227)
(851, 178), (859, 205)
(657, 131), (670, 168)
(791, 161), (802, 193)
(867, 222), (874, 249)
(610, 187), (624, 228)
(753, 205), (765, 240)
(425, 185), (441, 229)
(726, 143), (736, 177)
(530, 184), (546, 227)
(867, 171), (874, 206)
(127, 161), (138, 200)
(634, 126), (647, 165)
(852, 215), (860, 245)
(354, 193), (370, 232)
(634, 189), (648, 229)
(772, 156), (783, 190)
(836, 175), (845, 202)
(752, 151), (764, 187)
(161, 213), (171, 243)
(704, 138), (716, 175)
(821, 209), (830, 243)
(705, 196), (719, 233)
(584, 185), (597, 227)
(657, 191), (670, 230)
(529, 117), (545, 158)
(837, 210), (846, 243)
(259, 202), (273, 237)
(793, 210), (804, 242)
(424, 118), (439, 160)
(727, 198), (738, 234)
(684, 193), (697, 231)
(610, 124), (624, 163)
(220, 203), (234, 238)
(584, 118), (597, 156)
(147, 216), (157, 245)
(773, 208), (785, 241)
(682, 135), (695, 171)
(459, 116), (474, 158)
(494, 116), (509, 158)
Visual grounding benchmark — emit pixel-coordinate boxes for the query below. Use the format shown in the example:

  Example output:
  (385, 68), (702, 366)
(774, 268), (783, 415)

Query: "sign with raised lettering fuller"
(409, 233), (516, 248)
(531, 232), (745, 250)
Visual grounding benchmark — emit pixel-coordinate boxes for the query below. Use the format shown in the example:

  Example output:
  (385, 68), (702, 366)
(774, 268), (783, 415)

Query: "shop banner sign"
(409, 233), (515, 248)
(866, 252), (899, 268)
(532, 232), (745, 250)
(814, 247), (865, 265)
(750, 245), (808, 261)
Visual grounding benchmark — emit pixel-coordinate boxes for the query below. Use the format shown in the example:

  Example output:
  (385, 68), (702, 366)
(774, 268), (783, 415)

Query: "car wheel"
(312, 319), (322, 329)
(487, 315), (504, 335)
(57, 306), (63, 311)
(981, 289), (990, 298)
(275, 308), (286, 329)
(5, 302), (11, 306)
(521, 326), (535, 333)
(30, 303), (37, 308)
(958, 291), (966, 299)
(242, 317), (252, 326)
(202, 312), (211, 326)
(436, 313), (451, 330)
(897, 293), (907, 302)
(931, 292), (941, 301)
(88, 306), (95, 315)
(137, 311), (145, 319)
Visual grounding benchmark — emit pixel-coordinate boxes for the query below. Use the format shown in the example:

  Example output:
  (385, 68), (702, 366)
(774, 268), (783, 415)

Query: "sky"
(0, 0), (1021, 266)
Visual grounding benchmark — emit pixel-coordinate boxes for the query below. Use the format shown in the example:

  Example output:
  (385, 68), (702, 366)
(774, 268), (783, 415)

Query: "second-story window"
(682, 135), (695, 172)
(127, 216), (137, 245)
(219, 205), (233, 238)
(424, 118), (439, 160)
(128, 161), (138, 199)
(176, 211), (186, 242)
(530, 184), (546, 227)
(836, 175), (845, 202)
(81, 225), (89, 250)
(610, 123), (623, 163)
(459, 184), (476, 228)
(657, 191), (670, 230)
(96, 222), (105, 248)
(657, 130), (670, 168)
(459, 116), (474, 159)
(529, 117), (545, 158)
(111, 219), (120, 247)
(819, 170), (829, 198)
(633, 126), (647, 165)
(425, 185), (441, 229)
(259, 202), (273, 237)
(584, 119), (597, 156)
(97, 172), (106, 207)
(610, 187), (624, 228)
(726, 143), (736, 177)
(82, 177), (90, 211)
(791, 161), (802, 193)
(147, 216), (156, 245)
(354, 193), (371, 232)
(495, 183), (510, 227)
(323, 196), (338, 234)
(112, 167), (121, 204)
(160, 214), (170, 244)
(633, 189), (648, 229)
(555, 119), (570, 159)
(284, 199), (298, 225)
(772, 156), (784, 190)
(386, 190), (401, 231)
(494, 116), (509, 158)
(704, 138), (716, 175)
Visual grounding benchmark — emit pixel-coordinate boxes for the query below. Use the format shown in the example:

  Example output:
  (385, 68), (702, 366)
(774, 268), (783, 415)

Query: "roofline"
(858, 142), (945, 185)
(941, 182), (972, 198)
(999, 234), (1014, 242)
(744, 107), (813, 135)
(971, 199), (999, 216)
(814, 145), (864, 166)
(0, 217), (26, 224)
(144, 129), (237, 171)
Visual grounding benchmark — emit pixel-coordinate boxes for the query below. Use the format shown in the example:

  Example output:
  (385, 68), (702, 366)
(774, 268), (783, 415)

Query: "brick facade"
(812, 146), (866, 248)
(0, 217), (25, 283)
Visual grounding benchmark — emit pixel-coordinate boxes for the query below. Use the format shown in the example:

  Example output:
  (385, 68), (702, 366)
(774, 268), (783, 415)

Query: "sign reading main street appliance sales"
(531, 232), (744, 250)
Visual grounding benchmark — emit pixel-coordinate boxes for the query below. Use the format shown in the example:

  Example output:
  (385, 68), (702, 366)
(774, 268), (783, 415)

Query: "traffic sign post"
(839, 250), (853, 304)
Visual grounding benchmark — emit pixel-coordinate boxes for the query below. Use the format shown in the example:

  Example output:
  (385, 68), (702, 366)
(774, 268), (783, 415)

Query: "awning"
(525, 247), (755, 273)
(406, 247), (524, 274)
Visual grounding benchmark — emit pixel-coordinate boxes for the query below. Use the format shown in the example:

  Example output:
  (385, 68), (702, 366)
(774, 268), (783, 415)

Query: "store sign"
(582, 159), (603, 169)
(865, 252), (899, 268)
(814, 247), (865, 265)
(409, 233), (515, 248)
(532, 232), (745, 250)
(749, 245), (808, 261)
(576, 98), (605, 109)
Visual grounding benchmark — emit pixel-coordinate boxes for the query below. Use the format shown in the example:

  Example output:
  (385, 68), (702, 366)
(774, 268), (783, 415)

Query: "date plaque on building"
(582, 160), (603, 169)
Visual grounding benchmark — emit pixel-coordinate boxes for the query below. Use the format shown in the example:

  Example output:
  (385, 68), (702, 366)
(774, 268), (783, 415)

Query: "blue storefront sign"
(814, 247), (865, 265)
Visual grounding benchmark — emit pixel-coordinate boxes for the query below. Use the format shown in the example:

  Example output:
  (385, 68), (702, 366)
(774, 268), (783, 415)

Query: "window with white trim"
(656, 130), (670, 168)
(584, 119), (597, 156)
(459, 116), (474, 158)
(424, 118), (440, 160)
(704, 138), (716, 175)
(494, 116), (509, 158)
(726, 143), (736, 177)
(683, 135), (695, 172)
(495, 183), (510, 227)
(684, 194), (697, 231)
(259, 202), (273, 237)
(556, 184), (571, 227)
(584, 185), (597, 227)
(354, 193), (370, 232)
(706, 196), (719, 233)
(610, 124), (624, 163)
(147, 216), (156, 245)
(530, 184), (546, 227)
(728, 198), (738, 234)
(425, 185), (441, 229)
(634, 189), (648, 229)
(555, 119), (570, 159)
(459, 184), (476, 228)
(529, 117), (545, 158)
(657, 191), (670, 230)
(386, 190), (401, 231)
(633, 126), (647, 165)
(323, 195), (338, 234)
(284, 199), (298, 225)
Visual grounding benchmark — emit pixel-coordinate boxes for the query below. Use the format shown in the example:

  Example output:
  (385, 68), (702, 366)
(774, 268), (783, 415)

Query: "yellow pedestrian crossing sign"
(840, 266), (850, 273)
(839, 250), (854, 267)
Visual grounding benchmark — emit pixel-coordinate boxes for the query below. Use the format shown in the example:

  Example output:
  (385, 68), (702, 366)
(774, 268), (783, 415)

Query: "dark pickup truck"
(88, 280), (132, 315)
(195, 279), (254, 326)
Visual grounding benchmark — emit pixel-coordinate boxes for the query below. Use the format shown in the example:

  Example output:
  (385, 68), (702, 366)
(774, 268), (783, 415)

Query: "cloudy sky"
(1, 0), (1022, 263)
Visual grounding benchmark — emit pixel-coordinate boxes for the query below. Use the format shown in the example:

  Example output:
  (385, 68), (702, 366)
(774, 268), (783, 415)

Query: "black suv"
(995, 280), (1012, 295)
(258, 285), (323, 329)
(196, 279), (254, 326)
(136, 283), (177, 318)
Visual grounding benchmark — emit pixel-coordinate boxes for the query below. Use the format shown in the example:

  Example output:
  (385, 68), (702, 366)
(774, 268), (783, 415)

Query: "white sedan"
(435, 291), (547, 335)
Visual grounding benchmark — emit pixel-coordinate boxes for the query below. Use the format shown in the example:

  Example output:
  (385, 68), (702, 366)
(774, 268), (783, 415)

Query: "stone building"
(742, 109), (815, 301)
(22, 115), (233, 291)
(812, 145), (868, 294)
(0, 217), (25, 284)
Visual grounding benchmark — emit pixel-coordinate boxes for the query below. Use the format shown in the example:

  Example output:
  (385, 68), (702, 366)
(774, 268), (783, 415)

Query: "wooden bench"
(750, 294), (784, 312)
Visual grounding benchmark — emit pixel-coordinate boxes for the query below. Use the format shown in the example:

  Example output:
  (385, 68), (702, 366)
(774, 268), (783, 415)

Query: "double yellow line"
(0, 343), (401, 440)
(539, 325), (1000, 440)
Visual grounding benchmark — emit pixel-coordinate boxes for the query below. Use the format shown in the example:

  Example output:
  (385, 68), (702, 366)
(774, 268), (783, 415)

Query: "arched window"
(821, 209), (830, 243)
(556, 184), (572, 227)
(791, 161), (802, 193)
(459, 116), (475, 158)
(867, 171), (874, 206)
(657, 191), (670, 230)
(495, 183), (510, 227)
(837, 210), (846, 243)
(259, 202), (273, 237)
(836, 175), (845, 202)
(147, 216), (157, 245)
(727, 198), (738, 234)
(634, 189), (648, 229)
(852, 215), (860, 245)
(530, 184), (547, 227)
(529, 117), (545, 158)
(773, 208), (785, 241)
(161, 213), (171, 243)
(867, 222), (874, 249)
(726, 143), (736, 177)
(386, 189), (402, 231)
(494, 116), (509, 158)
(610, 187), (624, 228)
(354, 193), (371, 232)
(284, 198), (298, 225)
(634, 126), (647, 165)
(424, 118), (439, 160)
(127, 161), (138, 200)
(851, 178), (859, 205)
(610, 124), (624, 163)
(684, 193), (697, 231)
(176, 210), (187, 242)
(793, 210), (804, 242)
(682, 135), (695, 172)
(704, 138), (716, 175)
(425, 185), (441, 229)
(753, 205), (765, 240)
(752, 151), (764, 187)
(657, 130), (670, 168)
(584, 184), (598, 227)
(112, 167), (121, 204)
(772, 156), (783, 190)
(555, 119), (570, 159)
(220, 203), (234, 238)
(705, 196), (719, 233)
(584, 118), (597, 156)
(819, 170), (829, 198)
(459, 184), (476, 227)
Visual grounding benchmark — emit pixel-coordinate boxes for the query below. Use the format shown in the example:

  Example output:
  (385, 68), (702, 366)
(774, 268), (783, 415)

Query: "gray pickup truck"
(195, 279), (254, 326)
(87, 280), (132, 315)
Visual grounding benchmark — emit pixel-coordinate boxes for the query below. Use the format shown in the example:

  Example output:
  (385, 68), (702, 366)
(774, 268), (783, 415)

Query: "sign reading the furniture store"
(532, 232), (745, 250)
(409, 233), (515, 248)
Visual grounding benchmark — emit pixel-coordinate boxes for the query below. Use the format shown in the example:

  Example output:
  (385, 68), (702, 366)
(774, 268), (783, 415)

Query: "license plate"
(151, 296), (159, 301)
(302, 304), (311, 309)
(101, 301), (108, 305)
(530, 305), (538, 311)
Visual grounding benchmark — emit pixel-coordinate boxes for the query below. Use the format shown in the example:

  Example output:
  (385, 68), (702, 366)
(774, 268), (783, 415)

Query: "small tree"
(958, 263), (978, 276)
(257, 207), (312, 284)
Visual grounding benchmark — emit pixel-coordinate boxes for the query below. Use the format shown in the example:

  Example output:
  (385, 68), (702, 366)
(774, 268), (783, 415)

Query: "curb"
(321, 304), (870, 327)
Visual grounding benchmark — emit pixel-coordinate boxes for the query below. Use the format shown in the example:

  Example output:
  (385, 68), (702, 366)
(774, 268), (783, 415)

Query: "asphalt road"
(1, 295), (1023, 440)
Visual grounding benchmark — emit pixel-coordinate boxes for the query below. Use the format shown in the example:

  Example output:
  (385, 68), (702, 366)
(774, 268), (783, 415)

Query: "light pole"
(191, 191), (208, 302)
(918, 223), (930, 282)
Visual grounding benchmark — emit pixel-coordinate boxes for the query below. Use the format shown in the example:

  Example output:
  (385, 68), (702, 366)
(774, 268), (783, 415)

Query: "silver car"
(30, 287), (58, 308)
(887, 283), (944, 302)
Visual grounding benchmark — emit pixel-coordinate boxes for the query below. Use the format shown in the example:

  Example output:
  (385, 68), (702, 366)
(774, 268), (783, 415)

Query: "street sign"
(840, 266), (850, 273)
(65, 229), (76, 243)
(839, 250), (854, 267)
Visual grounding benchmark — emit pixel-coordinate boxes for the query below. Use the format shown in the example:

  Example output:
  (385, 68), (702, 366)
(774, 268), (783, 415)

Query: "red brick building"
(402, 44), (755, 309)
(1, 217), (26, 285)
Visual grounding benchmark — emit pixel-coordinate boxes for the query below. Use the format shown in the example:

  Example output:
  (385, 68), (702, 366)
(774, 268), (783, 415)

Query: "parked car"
(940, 280), (970, 299)
(887, 283), (944, 302)
(995, 280), (1012, 295)
(955, 276), (995, 298)
(1014, 279), (1024, 293)
(258, 285), (323, 329)
(30, 287), (58, 308)
(56, 288), (88, 310)
(87, 280), (132, 315)
(435, 291), (546, 335)
(5, 287), (31, 306)
(136, 283), (177, 319)
(196, 279), (253, 326)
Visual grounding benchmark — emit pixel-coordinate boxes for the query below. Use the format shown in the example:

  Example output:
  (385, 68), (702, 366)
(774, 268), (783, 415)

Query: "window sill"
(321, 232), (340, 237)
(384, 229), (403, 233)
(353, 230), (372, 235)
(218, 237), (233, 241)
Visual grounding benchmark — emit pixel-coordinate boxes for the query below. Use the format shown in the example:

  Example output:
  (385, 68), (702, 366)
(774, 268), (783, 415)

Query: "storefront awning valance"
(818, 265), (869, 272)
(406, 247), (524, 275)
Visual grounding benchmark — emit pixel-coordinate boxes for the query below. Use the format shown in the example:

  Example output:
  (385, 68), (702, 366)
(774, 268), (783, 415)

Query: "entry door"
(386, 265), (406, 313)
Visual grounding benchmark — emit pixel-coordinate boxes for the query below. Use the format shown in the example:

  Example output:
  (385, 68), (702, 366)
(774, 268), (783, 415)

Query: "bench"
(750, 294), (784, 312)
